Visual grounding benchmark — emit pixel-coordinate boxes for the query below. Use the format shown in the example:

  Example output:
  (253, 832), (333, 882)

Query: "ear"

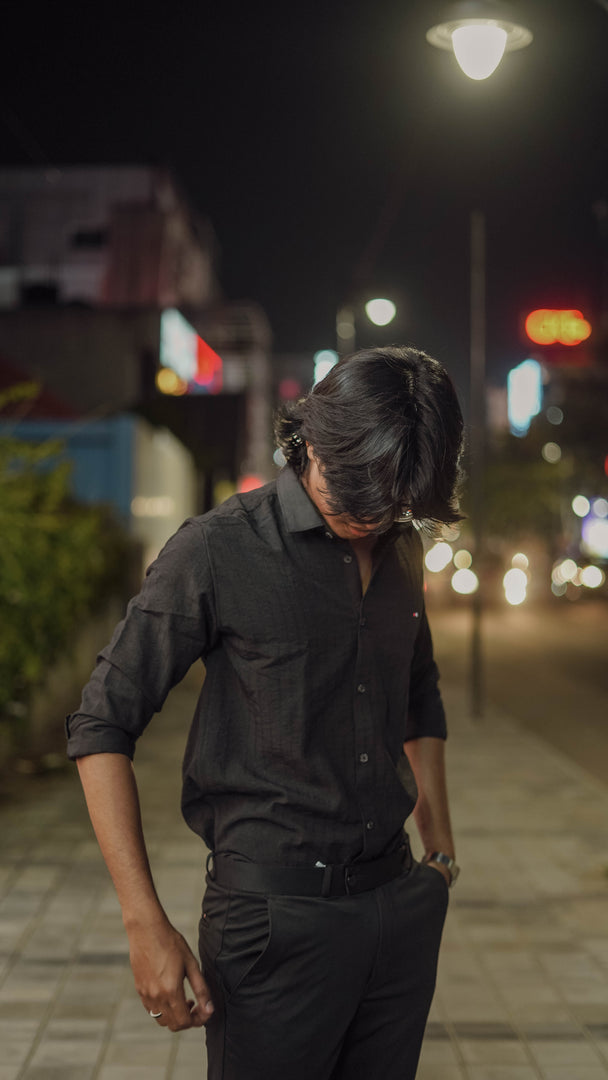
(306, 442), (315, 461)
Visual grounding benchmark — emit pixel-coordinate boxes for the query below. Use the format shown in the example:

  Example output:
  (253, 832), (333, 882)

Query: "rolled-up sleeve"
(403, 606), (447, 742)
(66, 519), (217, 760)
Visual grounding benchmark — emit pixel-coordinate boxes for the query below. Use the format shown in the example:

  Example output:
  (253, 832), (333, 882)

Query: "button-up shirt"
(66, 467), (446, 867)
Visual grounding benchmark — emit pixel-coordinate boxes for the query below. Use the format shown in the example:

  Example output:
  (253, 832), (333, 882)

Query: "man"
(67, 344), (464, 1080)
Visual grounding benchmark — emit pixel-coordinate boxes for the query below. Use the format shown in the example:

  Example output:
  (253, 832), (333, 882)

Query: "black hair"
(274, 345), (464, 533)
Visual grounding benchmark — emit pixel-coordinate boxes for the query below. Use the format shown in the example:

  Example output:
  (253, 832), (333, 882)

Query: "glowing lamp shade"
(525, 309), (592, 346)
(426, 15), (532, 81)
(451, 24), (507, 80)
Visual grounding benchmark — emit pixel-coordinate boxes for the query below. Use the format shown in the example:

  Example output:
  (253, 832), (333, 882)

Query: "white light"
(365, 298), (397, 327)
(511, 552), (529, 570)
(572, 495), (591, 518)
(452, 24), (507, 80)
(426, 15), (532, 82)
(273, 447), (287, 467)
(580, 565), (605, 589)
(453, 549), (472, 569)
(592, 498), (608, 519)
(451, 568), (479, 595)
(425, 542), (453, 573)
(508, 359), (542, 437)
(313, 350), (339, 386)
(581, 518), (608, 559)
(542, 442), (562, 463)
(557, 559), (578, 583)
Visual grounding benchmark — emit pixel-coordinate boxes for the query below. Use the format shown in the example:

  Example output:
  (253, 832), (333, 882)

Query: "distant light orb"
(542, 442), (562, 463)
(503, 567), (528, 605)
(313, 350), (339, 386)
(581, 518), (608, 559)
(238, 474), (264, 493)
(511, 552), (529, 570)
(365, 298), (397, 327)
(553, 558), (578, 585)
(580, 565), (605, 589)
(156, 366), (187, 396)
(425, 542), (453, 573)
(551, 581), (567, 597)
(273, 447), (287, 467)
(592, 498), (608, 518)
(572, 495), (591, 518)
(453, 549), (472, 569)
(451, 568), (479, 595)
(546, 406), (564, 425)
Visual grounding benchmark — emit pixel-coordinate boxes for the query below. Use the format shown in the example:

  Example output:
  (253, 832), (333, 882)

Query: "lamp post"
(336, 297), (397, 356)
(427, 1), (532, 717)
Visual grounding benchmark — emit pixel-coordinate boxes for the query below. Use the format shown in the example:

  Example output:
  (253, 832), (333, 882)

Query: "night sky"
(3, 0), (607, 403)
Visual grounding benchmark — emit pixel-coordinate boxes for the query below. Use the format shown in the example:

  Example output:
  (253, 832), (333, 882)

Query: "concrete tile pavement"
(0, 676), (607, 1079)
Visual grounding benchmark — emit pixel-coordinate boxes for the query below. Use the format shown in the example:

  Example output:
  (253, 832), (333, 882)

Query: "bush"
(0, 384), (130, 722)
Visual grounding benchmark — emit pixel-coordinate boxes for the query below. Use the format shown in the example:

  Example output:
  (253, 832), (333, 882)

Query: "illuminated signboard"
(159, 308), (223, 394)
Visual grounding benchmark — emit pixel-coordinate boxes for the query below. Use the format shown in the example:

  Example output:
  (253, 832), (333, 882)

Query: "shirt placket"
(338, 540), (380, 856)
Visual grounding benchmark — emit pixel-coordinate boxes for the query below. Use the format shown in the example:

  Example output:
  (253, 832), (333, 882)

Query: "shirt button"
(360, 616), (367, 627)
(359, 752), (369, 764)
(357, 683), (366, 693)
(343, 554), (353, 564)
(366, 820), (375, 830)
(325, 531), (333, 540)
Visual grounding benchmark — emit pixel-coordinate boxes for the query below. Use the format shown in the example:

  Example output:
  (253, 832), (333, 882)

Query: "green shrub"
(0, 384), (130, 720)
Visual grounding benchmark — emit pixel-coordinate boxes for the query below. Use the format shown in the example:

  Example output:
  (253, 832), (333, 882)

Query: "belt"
(206, 842), (412, 898)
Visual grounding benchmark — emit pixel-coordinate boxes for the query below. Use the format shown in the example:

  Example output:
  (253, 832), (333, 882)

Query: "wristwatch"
(424, 851), (460, 886)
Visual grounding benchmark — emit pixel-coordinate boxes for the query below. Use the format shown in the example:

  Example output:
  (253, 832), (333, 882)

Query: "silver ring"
(149, 1010), (163, 1019)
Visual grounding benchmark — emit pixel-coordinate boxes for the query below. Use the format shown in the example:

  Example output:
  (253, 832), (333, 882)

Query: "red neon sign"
(525, 309), (592, 347)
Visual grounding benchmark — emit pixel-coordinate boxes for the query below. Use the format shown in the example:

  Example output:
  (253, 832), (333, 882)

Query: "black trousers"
(198, 860), (448, 1080)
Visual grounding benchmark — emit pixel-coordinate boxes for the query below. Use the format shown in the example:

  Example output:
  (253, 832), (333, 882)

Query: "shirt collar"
(277, 466), (325, 533)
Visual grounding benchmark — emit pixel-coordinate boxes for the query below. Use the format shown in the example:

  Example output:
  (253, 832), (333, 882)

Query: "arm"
(403, 736), (455, 884)
(76, 752), (214, 1031)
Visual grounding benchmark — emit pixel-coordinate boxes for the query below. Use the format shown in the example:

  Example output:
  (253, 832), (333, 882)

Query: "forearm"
(404, 736), (455, 858)
(76, 753), (167, 930)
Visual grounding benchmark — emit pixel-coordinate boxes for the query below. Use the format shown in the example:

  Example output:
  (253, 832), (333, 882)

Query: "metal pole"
(470, 209), (486, 719)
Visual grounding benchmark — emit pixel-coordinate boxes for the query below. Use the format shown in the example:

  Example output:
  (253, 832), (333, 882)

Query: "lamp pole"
(469, 209), (486, 718)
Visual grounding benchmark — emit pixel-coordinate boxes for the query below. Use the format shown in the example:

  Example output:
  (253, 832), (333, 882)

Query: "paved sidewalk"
(1, 675), (607, 1080)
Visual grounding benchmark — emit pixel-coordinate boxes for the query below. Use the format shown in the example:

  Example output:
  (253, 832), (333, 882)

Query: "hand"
(128, 919), (214, 1031)
(426, 859), (452, 886)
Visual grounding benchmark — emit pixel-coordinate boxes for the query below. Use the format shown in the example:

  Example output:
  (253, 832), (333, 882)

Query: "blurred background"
(0, 0), (607, 780)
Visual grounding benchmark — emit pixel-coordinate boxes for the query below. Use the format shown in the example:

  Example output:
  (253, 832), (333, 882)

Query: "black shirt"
(66, 467), (447, 867)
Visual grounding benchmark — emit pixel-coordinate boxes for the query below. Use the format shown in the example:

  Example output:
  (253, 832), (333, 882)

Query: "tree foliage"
(0, 384), (129, 719)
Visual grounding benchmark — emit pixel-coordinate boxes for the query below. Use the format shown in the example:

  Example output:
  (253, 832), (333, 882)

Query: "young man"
(67, 345), (464, 1080)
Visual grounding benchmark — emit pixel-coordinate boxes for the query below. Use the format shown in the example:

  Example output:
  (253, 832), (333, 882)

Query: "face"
(302, 445), (384, 541)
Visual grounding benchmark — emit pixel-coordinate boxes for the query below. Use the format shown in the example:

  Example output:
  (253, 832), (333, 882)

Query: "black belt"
(206, 842), (412, 898)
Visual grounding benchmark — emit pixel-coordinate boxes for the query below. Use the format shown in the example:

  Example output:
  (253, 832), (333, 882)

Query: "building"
(0, 165), (273, 509)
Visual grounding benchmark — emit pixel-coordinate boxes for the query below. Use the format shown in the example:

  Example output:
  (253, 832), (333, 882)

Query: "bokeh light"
(572, 495), (591, 518)
(542, 442), (562, 463)
(365, 298), (396, 326)
(503, 567), (528, 606)
(451, 568), (479, 595)
(592, 498), (608, 518)
(580, 565), (605, 589)
(546, 406), (564, 425)
(425, 542), (453, 572)
(511, 552), (529, 570)
(453, 549), (472, 569)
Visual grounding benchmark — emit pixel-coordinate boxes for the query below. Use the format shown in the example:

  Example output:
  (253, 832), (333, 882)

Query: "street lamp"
(427, 2), (532, 717)
(336, 297), (397, 355)
(427, 1), (532, 80)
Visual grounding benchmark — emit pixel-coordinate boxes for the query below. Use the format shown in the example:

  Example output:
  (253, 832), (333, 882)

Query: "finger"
(185, 953), (214, 1024)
